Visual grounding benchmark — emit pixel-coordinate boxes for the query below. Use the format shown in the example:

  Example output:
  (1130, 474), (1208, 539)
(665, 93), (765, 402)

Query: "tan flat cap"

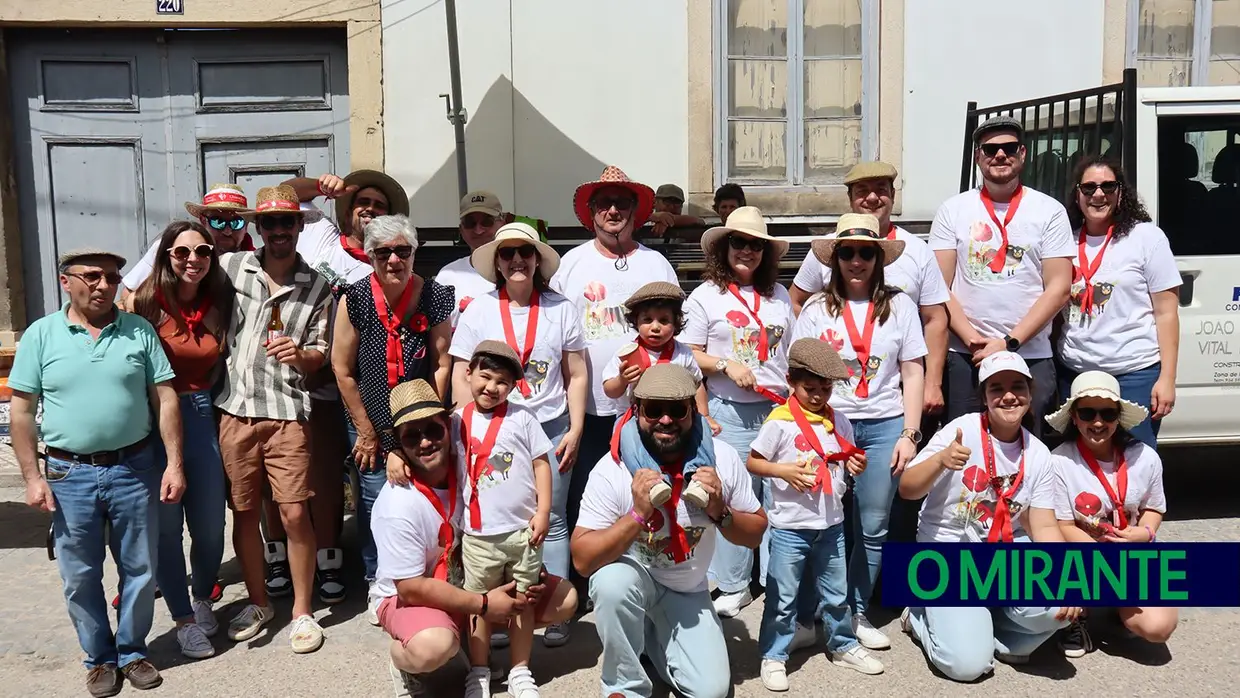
(58, 247), (127, 269)
(788, 338), (851, 382)
(625, 281), (685, 310)
(633, 364), (698, 402)
(843, 161), (898, 186)
(390, 379), (447, 429)
(472, 339), (525, 378)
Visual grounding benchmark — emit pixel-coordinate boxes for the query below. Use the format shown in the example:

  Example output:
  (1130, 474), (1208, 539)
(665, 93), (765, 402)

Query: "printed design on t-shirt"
(1065, 268), (1115, 324)
(1071, 489), (1135, 536)
(524, 359), (550, 393)
(724, 310), (785, 366)
(631, 506), (708, 567)
(313, 261), (350, 299)
(843, 355), (883, 384)
(819, 328), (845, 352)
(963, 222), (1025, 281)
(469, 436), (517, 490)
(582, 282), (628, 341)
(792, 433), (839, 485)
(458, 296), (474, 314)
(951, 465), (1024, 538)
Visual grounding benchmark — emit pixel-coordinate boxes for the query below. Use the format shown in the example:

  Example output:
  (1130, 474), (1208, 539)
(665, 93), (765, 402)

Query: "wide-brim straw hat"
(1046, 370), (1149, 434)
(185, 183), (253, 218)
(335, 169), (410, 226)
(241, 185), (323, 223)
(624, 281), (685, 310)
(472, 339), (525, 379)
(811, 212), (904, 266)
(633, 364), (699, 402)
(788, 338), (851, 382)
(389, 379), (447, 430)
(699, 206), (789, 260)
(573, 166), (656, 231)
(470, 222), (560, 283)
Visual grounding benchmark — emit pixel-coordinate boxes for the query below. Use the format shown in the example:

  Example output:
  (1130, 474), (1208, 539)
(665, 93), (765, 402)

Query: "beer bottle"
(267, 303), (284, 344)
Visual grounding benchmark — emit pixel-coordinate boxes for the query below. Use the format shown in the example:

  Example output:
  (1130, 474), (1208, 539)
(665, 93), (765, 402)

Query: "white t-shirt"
(791, 226), (950, 307)
(1051, 441), (1167, 534)
(449, 290), (585, 423)
(436, 255), (496, 331)
(929, 187), (1074, 359)
(549, 242), (680, 416)
(907, 413), (1057, 543)
(454, 402), (554, 537)
(601, 339), (703, 405)
(683, 281), (795, 403)
(791, 293), (927, 421)
(748, 413), (855, 530)
(371, 480), (462, 600)
(575, 438), (762, 593)
(295, 204), (374, 287)
(1057, 222), (1181, 374)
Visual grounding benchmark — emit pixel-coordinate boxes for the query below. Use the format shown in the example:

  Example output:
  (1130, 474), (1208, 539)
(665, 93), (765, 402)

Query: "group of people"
(10, 113), (1179, 698)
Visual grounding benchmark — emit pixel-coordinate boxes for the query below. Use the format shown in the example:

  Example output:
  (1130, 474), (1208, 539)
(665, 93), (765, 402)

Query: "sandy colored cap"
(811, 212), (904, 267)
(58, 247), (127, 270)
(788, 338), (851, 382)
(185, 183), (252, 218)
(472, 339), (525, 378)
(624, 281), (685, 310)
(699, 205), (789, 260)
(389, 379), (447, 430)
(973, 115), (1025, 144)
(241, 185), (322, 223)
(460, 190), (503, 218)
(1045, 371), (1149, 435)
(654, 183), (686, 202)
(633, 364), (698, 402)
(469, 222), (561, 283)
(843, 161), (898, 186)
(977, 351), (1033, 384)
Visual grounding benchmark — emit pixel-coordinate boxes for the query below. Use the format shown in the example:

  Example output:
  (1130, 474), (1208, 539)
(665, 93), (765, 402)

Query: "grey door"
(8, 28), (349, 319)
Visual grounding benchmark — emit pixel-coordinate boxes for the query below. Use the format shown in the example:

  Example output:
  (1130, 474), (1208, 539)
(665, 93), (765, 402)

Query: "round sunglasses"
(168, 244), (214, 260)
(205, 216), (246, 232)
(640, 400), (692, 421)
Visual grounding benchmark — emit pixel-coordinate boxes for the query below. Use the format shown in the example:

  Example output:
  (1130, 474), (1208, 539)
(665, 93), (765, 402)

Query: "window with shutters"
(1129, 0), (1240, 86)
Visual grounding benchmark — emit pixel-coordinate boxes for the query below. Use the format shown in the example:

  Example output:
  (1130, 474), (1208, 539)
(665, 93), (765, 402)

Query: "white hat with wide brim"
(699, 206), (789, 260)
(1045, 370), (1149, 434)
(470, 222), (560, 283)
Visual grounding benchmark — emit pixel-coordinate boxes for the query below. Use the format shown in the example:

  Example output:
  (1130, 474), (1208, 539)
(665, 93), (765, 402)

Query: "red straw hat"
(572, 166), (655, 231)
(241, 185), (322, 223)
(184, 183), (252, 218)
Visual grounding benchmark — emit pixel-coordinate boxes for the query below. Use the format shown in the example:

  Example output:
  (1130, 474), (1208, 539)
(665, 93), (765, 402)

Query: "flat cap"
(472, 339), (525, 378)
(625, 281), (685, 310)
(58, 247), (127, 270)
(788, 338), (851, 382)
(843, 161), (898, 186)
(633, 364), (698, 402)
(654, 184), (686, 202)
(973, 115), (1024, 144)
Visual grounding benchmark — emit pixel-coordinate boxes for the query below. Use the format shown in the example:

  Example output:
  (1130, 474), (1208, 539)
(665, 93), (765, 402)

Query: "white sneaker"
(995, 650), (1030, 665)
(542, 622), (569, 648)
(389, 659), (426, 697)
(227, 603), (275, 642)
(289, 614), (324, 654)
(899, 608), (911, 635)
(366, 584), (383, 627)
(830, 645), (885, 675)
(760, 659), (789, 692)
(176, 623), (215, 659)
(682, 480), (711, 509)
(506, 664), (540, 698)
(712, 589), (753, 618)
(464, 666), (491, 698)
(192, 598), (219, 638)
(788, 623), (817, 654)
(649, 480), (672, 508)
(490, 630), (510, 649)
(853, 613), (891, 650)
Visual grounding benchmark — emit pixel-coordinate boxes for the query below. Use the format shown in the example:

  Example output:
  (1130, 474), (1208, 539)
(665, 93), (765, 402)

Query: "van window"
(1156, 115), (1240, 256)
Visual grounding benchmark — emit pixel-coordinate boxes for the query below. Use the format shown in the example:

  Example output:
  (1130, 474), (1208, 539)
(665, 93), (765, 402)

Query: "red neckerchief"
(155, 288), (212, 336)
(499, 287), (539, 398)
(754, 386), (788, 405)
(370, 274), (417, 389)
(886, 225), (898, 241)
(340, 234), (370, 264)
(979, 413), (1025, 543)
(1076, 225), (1114, 316)
(787, 398), (862, 494)
(238, 234), (257, 252)
(411, 469), (457, 581)
(608, 340), (676, 462)
(979, 185), (1025, 273)
(726, 284), (769, 361)
(661, 460), (690, 563)
(841, 301), (877, 398)
(462, 402), (507, 531)
(1077, 438), (1129, 529)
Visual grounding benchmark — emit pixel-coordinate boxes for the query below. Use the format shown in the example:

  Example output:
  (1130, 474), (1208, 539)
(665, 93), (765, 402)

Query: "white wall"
(382, 0), (689, 228)
(900, 0), (1106, 220)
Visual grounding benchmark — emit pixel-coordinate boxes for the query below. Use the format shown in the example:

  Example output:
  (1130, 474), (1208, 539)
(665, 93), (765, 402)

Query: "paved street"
(1, 446), (1238, 697)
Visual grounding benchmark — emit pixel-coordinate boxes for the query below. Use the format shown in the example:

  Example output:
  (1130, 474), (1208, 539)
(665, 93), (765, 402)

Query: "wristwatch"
(714, 358), (730, 374)
(709, 507), (733, 528)
(899, 428), (923, 445)
(1004, 334), (1021, 352)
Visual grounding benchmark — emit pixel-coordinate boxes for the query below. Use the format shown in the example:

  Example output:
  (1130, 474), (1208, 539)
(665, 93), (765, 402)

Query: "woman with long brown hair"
(123, 220), (233, 660)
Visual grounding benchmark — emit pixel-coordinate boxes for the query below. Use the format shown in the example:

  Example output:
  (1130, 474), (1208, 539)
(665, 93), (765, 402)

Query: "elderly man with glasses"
(435, 190), (508, 331)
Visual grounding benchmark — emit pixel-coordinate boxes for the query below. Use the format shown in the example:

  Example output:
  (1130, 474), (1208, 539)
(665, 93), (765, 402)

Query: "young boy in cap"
(456, 340), (554, 698)
(748, 338), (883, 690)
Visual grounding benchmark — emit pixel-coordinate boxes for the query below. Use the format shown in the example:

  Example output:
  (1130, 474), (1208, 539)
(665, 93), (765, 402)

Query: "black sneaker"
(264, 541), (293, 598)
(316, 548), (346, 605)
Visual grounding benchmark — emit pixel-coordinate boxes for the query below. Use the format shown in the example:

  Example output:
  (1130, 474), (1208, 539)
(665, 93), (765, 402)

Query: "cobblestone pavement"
(1, 446), (1239, 697)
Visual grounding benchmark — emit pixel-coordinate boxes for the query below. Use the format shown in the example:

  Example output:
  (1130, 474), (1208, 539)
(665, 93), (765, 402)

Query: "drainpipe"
(441, 0), (469, 202)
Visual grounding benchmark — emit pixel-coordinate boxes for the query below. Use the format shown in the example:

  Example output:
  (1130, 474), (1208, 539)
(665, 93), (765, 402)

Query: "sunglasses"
(258, 215), (299, 231)
(373, 245), (414, 261)
(727, 235), (766, 253)
(498, 244), (537, 261)
(169, 244), (214, 260)
(205, 216), (247, 232)
(979, 141), (1022, 158)
(836, 245), (878, 262)
(1075, 407), (1120, 423)
(397, 421), (447, 447)
(1078, 181), (1120, 196)
(67, 271), (123, 287)
(592, 196), (635, 213)
(640, 400), (691, 421)
(461, 214), (496, 229)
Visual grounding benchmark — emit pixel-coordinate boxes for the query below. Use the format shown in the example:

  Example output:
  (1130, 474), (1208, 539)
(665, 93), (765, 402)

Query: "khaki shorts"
(461, 528), (543, 594)
(218, 413), (313, 511)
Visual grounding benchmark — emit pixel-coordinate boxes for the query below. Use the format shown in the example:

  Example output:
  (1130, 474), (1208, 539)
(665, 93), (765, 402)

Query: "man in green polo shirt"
(10, 248), (186, 698)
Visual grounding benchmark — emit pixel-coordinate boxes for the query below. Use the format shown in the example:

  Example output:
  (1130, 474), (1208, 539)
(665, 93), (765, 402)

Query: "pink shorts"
(377, 574), (565, 646)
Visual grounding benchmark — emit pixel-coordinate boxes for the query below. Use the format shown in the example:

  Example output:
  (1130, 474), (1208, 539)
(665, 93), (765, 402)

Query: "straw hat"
(624, 281), (685, 310)
(633, 364), (698, 402)
(811, 213), (904, 266)
(472, 339), (524, 379)
(58, 247), (127, 269)
(787, 338), (851, 382)
(573, 166), (656, 230)
(389, 379), (448, 430)
(185, 183), (252, 218)
(241, 185), (322, 223)
(699, 206), (790, 260)
(1046, 371), (1149, 435)
(469, 222), (560, 283)
(336, 170), (410, 227)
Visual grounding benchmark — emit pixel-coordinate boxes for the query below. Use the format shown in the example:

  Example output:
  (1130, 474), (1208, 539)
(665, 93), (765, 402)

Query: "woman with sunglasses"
(123, 220), (235, 660)
(449, 222), (588, 647)
(684, 205), (794, 618)
(898, 352), (1079, 682)
(1057, 156), (1181, 449)
(791, 213), (926, 650)
(331, 214), (453, 620)
(1045, 371), (1175, 657)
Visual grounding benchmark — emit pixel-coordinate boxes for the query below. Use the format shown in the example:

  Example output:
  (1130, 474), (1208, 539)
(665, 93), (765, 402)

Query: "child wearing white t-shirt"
(455, 341), (553, 697)
(748, 338), (881, 689)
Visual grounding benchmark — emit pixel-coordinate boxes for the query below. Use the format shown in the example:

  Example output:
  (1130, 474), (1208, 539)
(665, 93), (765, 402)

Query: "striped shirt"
(215, 251), (332, 421)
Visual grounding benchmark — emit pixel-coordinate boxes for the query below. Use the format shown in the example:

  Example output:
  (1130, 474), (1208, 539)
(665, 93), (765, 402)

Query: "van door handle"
(1179, 273), (1193, 306)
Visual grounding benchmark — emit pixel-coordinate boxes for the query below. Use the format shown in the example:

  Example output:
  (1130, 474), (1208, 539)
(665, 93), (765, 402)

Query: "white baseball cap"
(977, 351), (1032, 384)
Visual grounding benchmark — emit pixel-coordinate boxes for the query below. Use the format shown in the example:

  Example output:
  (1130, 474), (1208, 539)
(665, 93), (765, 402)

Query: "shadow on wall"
(406, 75), (605, 228)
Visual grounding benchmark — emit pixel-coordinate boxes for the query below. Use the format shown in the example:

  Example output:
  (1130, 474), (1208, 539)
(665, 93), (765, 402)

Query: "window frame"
(1126, 0), (1213, 85)
(713, 0), (879, 190)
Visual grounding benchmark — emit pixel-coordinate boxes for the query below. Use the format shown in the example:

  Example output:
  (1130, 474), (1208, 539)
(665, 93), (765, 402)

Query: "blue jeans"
(1058, 362), (1162, 449)
(540, 412), (573, 579)
(590, 558), (731, 698)
(155, 391), (227, 620)
(47, 444), (160, 669)
(706, 396), (772, 593)
(567, 413), (616, 535)
(346, 421), (389, 582)
(906, 605), (1068, 681)
(761, 525), (856, 659)
(846, 415), (904, 615)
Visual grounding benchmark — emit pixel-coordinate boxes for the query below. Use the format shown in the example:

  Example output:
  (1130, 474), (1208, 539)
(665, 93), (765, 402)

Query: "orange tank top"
(157, 315), (221, 393)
